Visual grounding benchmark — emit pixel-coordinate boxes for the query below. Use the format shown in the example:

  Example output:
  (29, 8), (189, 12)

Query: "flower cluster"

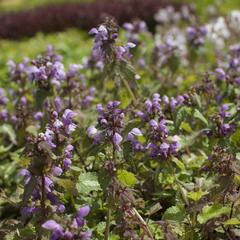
(147, 119), (181, 159)
(216, 104), (235, 137)
(87, 101), (124, 151)
(186, 26), (207, 47)
(136, 93), (162, 121)
(19, 108), (77, 222)
(136, 93), (189, 122)
(88, 20), (136, 68)
(123, 20), (148, 44)
(42, 205), (91, 240)
(30, 46), (66, 88)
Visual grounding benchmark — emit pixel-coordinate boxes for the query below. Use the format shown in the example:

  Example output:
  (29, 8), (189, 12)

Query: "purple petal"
(89, 28), (98, 35)
(78, 205), (90, 218)
(52, 166), (63, 177)
(42, 220), (63, 231)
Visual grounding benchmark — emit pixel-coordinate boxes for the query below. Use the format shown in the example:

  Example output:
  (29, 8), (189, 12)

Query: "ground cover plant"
(0, 3), (240, 240)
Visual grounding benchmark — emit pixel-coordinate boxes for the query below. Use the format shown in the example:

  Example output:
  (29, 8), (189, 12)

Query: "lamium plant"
(0, 4), (240, 240)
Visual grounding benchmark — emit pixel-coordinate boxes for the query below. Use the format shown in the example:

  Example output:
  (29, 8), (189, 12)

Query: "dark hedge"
(0, 0), (180, 40)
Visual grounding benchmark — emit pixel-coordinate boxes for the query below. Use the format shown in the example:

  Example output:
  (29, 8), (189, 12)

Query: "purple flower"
(138, 58), (146, 68)
(53, 119), (64, 129)
(186, 26), (207, 46)
(21, 206), (35, 218)
(0, 109), (8, 121)
(80, 230), (92, 240)
(219, 123), (235, 136)
(54, 97), (62, 112)
(63, 158), (72, 169)
(128, 128), (142, 141)
(65, 144), (74, 158)
(62, 109), (77, 125)
(170, 135), (181, 153)
(138, 94), (162, 121)
(128, 128), (144, 151)
(42, 220), (65, 240)
(89, 24), (109, 64)
(19, 168), (31, 184)
(87, 126), (98, 138)
(176, 95), (185, 105)
(170, 97), (177, 112)
(116, 42), (136, 60)
(235, 77), (240, 85)
(219, 104), (231, 118)
(42, 220), (63, 231)
(160, 142), (170, 157)
(43, 128), (56, 149)
(149, 119), (158, 129)
(123, 20), (147, 44)
(89, 27), (98, 35)
(0, 88), (8, 105)
(57, 204), (65, 213)
(34, 111), (43, 121)
(63, 231), (73, 239)
(78, 205), (91, 218)
(72, 206), (90, 228)
(215, 68), (226, 80)
(62, 109), (77, 134)
(112, 133), (123, 151)
(45, 177), (54, 193)
(52, 166), (63, 177)
(123, 23), (134, 31)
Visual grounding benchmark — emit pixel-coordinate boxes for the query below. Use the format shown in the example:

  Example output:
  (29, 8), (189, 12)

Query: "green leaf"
(0, 144), (12, 154)
(117, 169), (137, 187)
(0, 124), (16, 144)
(224, 218), (240, 226)
(231, 128), (240, 147)
(180, 122), (192, 133)
(76, 172), (101, 195)
(55, 178), (76, 194)
(197, 204), (231, 224)
(175, 106), (191, 129)
(26, 125), (38, 137)
(187, 190), (208, 201)
(109, 235), (120, 240)
(179, 131), (201, 149)
(193, 109), (208, 126)
(172, 157), (185, 171)
(193, 93), (202, 108)
(95, 221), (106, 237)
(162, 205), (185, 222)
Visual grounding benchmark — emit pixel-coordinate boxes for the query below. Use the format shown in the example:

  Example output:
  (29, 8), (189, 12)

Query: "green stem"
(104, 142), (116, 240)
(122, 78), (138, 106)
(104, 200), (112, 240)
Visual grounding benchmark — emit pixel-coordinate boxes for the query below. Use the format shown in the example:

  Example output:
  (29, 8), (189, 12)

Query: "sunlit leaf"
(117, 169), (137, 187)
(197, 204), (231, 224)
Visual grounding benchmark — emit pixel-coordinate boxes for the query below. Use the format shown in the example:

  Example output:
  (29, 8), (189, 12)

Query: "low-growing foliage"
(0, 3), (240, 240)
